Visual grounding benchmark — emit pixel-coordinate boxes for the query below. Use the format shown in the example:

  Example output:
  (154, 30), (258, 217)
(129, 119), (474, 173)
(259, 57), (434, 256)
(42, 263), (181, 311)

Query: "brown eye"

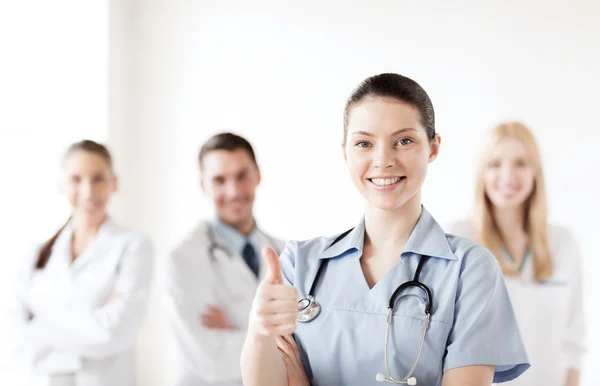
(488, 160), (501, 168)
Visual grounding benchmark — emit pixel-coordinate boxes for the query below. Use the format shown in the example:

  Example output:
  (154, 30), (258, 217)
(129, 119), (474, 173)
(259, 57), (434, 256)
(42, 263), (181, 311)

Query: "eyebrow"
(351, 128), (418, 137)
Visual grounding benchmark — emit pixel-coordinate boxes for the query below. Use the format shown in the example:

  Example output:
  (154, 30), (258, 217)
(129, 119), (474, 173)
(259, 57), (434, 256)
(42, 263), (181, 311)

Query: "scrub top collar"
(319, 206), (457, 261)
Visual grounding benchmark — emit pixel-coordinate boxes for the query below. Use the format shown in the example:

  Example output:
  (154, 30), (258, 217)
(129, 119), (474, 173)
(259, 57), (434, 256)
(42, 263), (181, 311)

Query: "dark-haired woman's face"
(62, 150), (117, 224)
(343, 96), (439, 212)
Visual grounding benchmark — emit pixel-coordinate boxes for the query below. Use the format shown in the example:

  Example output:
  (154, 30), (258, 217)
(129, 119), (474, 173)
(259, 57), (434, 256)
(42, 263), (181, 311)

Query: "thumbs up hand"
(263, 246), (284, 285)
(248, 247), (298, 337)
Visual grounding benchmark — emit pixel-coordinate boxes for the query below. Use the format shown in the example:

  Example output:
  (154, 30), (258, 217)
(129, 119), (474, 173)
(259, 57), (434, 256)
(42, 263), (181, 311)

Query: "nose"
(224, 180), (242, 198)
(373, 144), (395, 169)
(499, 163), (517, 184)
(79, 179), (93, 199)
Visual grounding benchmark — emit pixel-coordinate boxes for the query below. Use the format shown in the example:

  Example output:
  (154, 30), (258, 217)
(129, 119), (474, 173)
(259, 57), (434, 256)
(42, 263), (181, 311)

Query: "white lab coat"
(448, 221), (585, 386)
(4, 218), (153, 386)
(165, 221), (285, 386)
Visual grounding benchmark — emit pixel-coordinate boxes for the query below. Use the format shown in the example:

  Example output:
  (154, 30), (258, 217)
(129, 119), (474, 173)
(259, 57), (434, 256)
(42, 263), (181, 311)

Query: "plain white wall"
(0, 1), (109, 385)
(114, 1), (600, 385)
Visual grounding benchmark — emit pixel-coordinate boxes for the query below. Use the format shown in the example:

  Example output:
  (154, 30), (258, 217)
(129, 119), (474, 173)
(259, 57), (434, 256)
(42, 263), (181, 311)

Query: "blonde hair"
(472, 121), (552, 282)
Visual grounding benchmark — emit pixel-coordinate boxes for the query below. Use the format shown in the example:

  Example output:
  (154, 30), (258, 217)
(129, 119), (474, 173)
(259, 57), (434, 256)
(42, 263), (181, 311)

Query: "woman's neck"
(360, 194), (422, 288)
(364, 194), (422, 257)
(492, 205), (529, 264)
(492, 205), (526, 239)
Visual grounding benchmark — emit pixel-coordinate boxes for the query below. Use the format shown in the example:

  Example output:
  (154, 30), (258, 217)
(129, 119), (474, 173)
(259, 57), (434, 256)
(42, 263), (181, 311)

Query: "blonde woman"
(450, 122), (585, 386)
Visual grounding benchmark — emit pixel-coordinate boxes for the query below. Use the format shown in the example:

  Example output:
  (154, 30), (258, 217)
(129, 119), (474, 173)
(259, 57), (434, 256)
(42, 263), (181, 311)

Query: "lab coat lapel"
(202, 222), (258, 287)
(47, 222), (74, 272)
(69, 218), (113, 275)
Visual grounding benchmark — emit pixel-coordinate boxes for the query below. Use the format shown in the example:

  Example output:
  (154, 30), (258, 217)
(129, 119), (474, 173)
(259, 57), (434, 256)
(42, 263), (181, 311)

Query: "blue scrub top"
(280, 207), (529, 385)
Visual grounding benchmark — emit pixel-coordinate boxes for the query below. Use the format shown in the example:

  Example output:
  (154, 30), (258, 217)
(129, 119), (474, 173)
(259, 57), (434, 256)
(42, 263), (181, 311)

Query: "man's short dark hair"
(198, 132), (258, 169)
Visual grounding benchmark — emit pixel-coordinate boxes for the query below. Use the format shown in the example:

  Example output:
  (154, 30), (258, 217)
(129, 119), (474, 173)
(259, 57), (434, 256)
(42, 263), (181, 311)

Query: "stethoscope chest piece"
(296, 295), (321, 323)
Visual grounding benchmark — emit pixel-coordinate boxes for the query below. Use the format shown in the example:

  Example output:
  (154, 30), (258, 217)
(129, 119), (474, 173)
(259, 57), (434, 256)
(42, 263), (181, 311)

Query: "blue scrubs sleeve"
(443, 248), (530, 383)
(279, 240), (297, 287)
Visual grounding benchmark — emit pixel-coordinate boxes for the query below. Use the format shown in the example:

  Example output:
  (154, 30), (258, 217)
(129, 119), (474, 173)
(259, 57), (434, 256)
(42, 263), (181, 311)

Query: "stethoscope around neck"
(205, 224), (280, 294)
(295, 228), (433, 385)
(206, 223), (280, 263)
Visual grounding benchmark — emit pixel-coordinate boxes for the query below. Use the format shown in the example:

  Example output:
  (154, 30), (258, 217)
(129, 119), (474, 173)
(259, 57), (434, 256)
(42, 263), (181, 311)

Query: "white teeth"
(370, 177), (402, 186)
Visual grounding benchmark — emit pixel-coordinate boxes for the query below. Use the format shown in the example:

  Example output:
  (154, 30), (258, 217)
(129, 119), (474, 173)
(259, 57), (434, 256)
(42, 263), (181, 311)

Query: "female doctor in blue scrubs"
(240, 73), (530, 386)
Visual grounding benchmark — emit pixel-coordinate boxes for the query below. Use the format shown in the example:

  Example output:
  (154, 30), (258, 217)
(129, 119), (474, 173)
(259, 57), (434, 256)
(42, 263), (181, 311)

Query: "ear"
(200, 176), (206, 193)
(342, 142), (347, 162)
(428, 134), (441, 163)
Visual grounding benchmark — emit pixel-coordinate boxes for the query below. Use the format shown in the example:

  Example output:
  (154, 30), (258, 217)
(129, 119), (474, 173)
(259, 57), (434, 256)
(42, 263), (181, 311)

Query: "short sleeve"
(279, 240), (298, 287)
(443, 249), (530, 383)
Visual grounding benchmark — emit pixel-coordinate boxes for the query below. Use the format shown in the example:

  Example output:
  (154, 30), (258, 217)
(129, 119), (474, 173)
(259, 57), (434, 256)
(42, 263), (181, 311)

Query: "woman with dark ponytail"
(241, 73), (529, 386)
(5, 140), (154, 386)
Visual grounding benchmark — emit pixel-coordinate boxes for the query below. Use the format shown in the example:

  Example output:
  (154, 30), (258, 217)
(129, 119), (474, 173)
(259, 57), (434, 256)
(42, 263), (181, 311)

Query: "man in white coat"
(165, 133), (285, 386)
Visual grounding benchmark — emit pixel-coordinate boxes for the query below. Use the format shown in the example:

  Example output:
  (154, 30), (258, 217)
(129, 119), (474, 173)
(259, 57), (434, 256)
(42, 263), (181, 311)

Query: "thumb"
(262, 246), (283, 284)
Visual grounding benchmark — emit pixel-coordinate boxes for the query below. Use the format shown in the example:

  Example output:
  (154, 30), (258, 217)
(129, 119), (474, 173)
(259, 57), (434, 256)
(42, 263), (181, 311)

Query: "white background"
(0, 1), (109, 385)
(1, 1), (599, 385)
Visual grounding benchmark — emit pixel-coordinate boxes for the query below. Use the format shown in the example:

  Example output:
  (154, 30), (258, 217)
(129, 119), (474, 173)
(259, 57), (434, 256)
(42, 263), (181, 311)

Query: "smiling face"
(62, 150), (117, 225)
(200, 148), (261, 229)
(484, 136), (536, 210)
(343, 96), (440, 212)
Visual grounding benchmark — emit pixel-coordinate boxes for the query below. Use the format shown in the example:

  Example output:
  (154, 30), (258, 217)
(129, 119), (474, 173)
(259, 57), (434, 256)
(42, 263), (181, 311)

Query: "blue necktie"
(242, 242), (259, 278)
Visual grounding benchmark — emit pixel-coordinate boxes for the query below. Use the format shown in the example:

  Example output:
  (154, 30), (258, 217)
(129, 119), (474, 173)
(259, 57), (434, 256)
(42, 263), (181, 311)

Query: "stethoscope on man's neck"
(205, 222), (281, 261)
(295, 228), (432, 385)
